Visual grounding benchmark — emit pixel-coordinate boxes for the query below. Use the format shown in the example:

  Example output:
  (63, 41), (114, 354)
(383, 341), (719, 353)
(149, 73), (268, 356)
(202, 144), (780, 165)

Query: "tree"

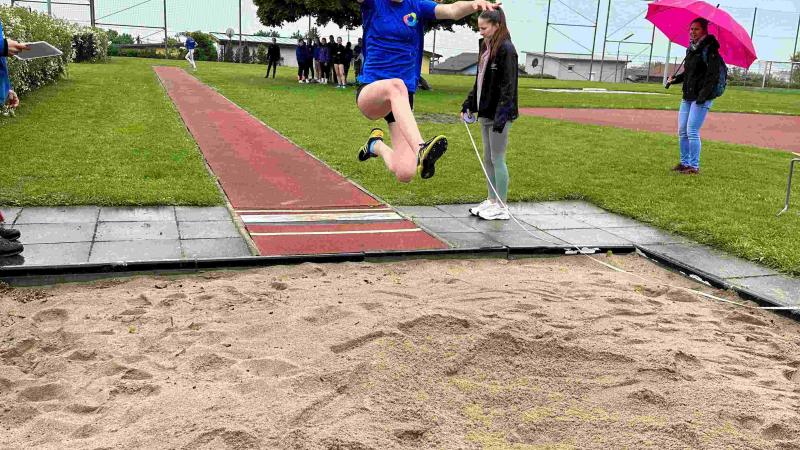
(255, 30), (281, 37)
(240, 45), (252, 63)
(290, 30), (304, 40)
(792, 52), (800, 87)
(253, 0), (478, 32)
(186, 31), (219, 61)
(256, 45), (269, 64)
(223, 43), (235, 62)
(306, 26), (319, 41)
(108, 30), (134, 45)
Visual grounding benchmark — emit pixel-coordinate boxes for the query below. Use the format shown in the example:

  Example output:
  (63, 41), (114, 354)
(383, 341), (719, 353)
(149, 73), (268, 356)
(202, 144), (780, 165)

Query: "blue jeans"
(678, 99), (713, 169)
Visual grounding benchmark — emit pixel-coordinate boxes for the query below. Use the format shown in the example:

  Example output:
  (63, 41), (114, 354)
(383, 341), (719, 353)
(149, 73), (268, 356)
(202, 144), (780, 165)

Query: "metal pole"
(47, 0), (51, 16)
(589, 0), (601, 81)
(308, 16), (311, 39)
(10, 0), (14, 7)
(599, 0), (612, 82)
(615, 42), (620, 83)
(794, 13), (800, 57)
(663, 41), (671, 86)
(541, 0), (551, 77)
(163, 0), (168, 59)
(778, 159), (800, 216)
(238, 0), (243, 63)
(431, 28), (437, 73)
(647, 23), (655, 83)
(89, 0), (95, 27)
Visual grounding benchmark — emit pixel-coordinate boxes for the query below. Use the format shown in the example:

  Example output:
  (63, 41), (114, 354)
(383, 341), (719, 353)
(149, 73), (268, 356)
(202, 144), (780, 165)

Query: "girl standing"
(461, 8), (519, 220)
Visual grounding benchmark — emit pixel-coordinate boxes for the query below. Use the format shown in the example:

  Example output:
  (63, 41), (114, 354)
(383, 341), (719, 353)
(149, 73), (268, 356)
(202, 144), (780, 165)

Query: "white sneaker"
(478, 204), (510, 220)
(469, 200), (493, 216)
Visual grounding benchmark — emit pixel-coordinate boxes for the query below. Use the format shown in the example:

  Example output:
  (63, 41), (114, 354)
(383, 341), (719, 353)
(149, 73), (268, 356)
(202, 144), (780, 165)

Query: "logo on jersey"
(403, 12), (418, 27)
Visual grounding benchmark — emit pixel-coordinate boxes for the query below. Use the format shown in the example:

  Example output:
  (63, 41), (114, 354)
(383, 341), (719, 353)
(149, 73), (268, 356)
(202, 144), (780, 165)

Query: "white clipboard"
(13, 41), (63, 61)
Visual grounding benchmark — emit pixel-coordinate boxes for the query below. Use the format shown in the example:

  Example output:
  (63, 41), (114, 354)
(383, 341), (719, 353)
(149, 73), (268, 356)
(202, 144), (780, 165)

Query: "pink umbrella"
(646, 0), (757, 68)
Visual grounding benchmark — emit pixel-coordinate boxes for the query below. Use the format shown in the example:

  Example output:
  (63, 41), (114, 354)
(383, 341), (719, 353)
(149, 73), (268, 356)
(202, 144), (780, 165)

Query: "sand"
(1, 254), (799, 449)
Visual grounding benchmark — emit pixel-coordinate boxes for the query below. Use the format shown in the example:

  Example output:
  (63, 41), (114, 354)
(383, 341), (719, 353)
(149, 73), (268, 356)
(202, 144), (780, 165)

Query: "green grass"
(0, 58), (222, 206)
(192, 61), (800, 275)
(1, 57), (798, 274)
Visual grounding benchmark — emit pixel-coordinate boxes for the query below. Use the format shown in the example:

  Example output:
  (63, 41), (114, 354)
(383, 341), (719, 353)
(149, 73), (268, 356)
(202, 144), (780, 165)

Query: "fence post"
(163, 0), (168, 59)
(89, 0), (95, 27)
(541, 0), (551, 77)
(599, 0), (612, 82)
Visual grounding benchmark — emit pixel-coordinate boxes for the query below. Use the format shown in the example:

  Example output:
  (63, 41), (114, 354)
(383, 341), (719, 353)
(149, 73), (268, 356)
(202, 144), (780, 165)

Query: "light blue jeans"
(678, 99), (713, 169)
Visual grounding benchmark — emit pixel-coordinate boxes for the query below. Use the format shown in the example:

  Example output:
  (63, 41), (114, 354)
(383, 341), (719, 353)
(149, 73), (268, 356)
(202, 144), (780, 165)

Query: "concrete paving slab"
(90, 239), (182, 263)
(95, 221), (180, 242)
(573, 213), (644, 228)
(641, 244), (778, 279)
(179, 221), (241, 239)
(395, 206), (452, 219)
(518, 215), (595, 230)
(546, 228), (633, 247)
(182, 238), (252, 258)
(435, 232), (504, 249)
(605, 226), (687, 245)
(17, 242), (92, 266)
(541, 201), (607, 215)
(16, 207), (100, 224)
(485, 230), (567, 248)
(728, 275), (800, 307)
(175, 206), (232, 222)
(415, 217), (478, 233)
(0, 207), (22, 224)
(99, 207), (176, 222)
(507, 202), (557, 215)
(13, 223), (96, 245)
(435, 204), (473, 218)
(457, 217), (535, 233)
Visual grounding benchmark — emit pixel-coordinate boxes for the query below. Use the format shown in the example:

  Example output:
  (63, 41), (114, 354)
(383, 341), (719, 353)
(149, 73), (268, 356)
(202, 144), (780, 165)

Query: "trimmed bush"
(0, 6), (108, 104)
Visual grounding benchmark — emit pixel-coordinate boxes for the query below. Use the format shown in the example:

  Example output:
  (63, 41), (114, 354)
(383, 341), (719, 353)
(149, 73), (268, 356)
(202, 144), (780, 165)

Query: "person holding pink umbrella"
(647, 0), (757, 175)
(666, 17), (722, 174)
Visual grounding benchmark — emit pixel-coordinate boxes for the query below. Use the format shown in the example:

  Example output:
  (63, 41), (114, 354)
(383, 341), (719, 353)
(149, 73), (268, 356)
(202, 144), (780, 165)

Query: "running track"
(521, 108), (800, 153)
(155, 67), (446, 256)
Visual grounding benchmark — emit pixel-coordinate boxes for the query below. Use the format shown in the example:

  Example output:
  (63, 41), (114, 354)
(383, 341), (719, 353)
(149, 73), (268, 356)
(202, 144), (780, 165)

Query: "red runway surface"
(155, 67), (446, 256)
(521, 108), (800, 153)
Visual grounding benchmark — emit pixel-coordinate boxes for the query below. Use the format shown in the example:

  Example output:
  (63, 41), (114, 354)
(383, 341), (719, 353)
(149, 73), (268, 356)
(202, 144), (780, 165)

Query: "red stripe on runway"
(246, 221), (421, 234)
(154, 66), (380, 209)
(252, 231), (447, 256)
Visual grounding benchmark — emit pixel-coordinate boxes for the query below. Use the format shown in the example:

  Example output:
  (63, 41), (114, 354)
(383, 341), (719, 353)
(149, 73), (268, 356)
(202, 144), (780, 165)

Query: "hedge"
(0, 6), (107, 107)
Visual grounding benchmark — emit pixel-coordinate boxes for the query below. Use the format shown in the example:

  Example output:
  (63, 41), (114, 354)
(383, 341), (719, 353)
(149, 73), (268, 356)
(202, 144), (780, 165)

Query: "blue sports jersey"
(358, 0), (437, 93)
(186, 38), (197, 50)
(0, 20), (10, 105)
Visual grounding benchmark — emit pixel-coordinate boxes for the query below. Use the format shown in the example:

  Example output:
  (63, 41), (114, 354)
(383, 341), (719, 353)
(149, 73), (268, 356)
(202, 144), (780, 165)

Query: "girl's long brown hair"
(479, 8), (511, 60)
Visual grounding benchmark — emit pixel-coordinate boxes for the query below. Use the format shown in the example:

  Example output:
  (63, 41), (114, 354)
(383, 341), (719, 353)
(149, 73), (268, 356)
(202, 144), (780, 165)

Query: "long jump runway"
(521, 107), (800, 153)
(154, 67), (446, 256)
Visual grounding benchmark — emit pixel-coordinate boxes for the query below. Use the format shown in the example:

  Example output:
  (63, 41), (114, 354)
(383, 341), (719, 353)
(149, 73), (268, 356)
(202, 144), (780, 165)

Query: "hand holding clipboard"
(12, 41), (63, 61)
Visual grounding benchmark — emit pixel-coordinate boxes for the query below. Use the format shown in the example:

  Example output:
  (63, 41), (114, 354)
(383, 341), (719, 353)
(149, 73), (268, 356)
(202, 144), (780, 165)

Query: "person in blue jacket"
(355, 0), (501, 183)
(183, 34), (197, 71)
(0, 18), (26, 257)
(295, 38), (312, 83)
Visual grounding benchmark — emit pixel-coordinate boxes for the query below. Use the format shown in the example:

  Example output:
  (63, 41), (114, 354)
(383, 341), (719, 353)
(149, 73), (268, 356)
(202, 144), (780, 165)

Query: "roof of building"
(524, 52), (630, 63)
(433, 52), (479, 72)
(210, 33), (297, 45)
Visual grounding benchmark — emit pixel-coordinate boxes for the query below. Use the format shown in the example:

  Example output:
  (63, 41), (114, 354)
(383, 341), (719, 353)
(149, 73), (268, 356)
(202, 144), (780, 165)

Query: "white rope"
(462, 119), (798, 312)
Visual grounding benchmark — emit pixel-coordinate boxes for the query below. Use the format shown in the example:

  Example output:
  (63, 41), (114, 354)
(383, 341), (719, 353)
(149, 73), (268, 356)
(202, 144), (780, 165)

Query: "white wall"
(525, 54), (628, 82)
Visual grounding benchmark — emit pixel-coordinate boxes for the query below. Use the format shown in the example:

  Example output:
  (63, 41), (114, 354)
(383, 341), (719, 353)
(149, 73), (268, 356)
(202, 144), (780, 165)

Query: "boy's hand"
(6, 90), (19, 109)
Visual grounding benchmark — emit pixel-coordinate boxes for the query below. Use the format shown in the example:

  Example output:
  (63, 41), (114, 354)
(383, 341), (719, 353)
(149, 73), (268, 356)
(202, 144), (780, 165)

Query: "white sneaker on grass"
(478, 204), (510, 220)
(469, 199), (494, 216)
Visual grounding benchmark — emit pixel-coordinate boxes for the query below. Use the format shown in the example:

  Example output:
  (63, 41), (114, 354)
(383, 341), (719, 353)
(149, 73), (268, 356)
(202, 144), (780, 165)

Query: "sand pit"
(2, 255), (800, 449)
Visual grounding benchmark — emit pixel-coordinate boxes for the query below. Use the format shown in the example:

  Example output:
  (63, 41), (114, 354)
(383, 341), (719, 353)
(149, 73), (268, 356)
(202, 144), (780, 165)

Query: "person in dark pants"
(461, 8), (519, 221)
(353, 38), (363, 78)
(312, 37), (322, 83)
(266, 37), (280, 78)
(343, 42), (354, 84)
(327, 34), (337, 84)
(667, 17), (723, 175)
(295, 39), (312, 83)
(0, 19), (25, 257)
(318, 38), (330, 84)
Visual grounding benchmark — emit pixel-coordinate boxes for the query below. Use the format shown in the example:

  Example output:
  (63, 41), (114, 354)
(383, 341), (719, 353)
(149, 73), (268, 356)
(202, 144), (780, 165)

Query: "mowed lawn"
(192, 60), (800, 275)
(0, 58), (222, 206)
(1, 57), (799, 275)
